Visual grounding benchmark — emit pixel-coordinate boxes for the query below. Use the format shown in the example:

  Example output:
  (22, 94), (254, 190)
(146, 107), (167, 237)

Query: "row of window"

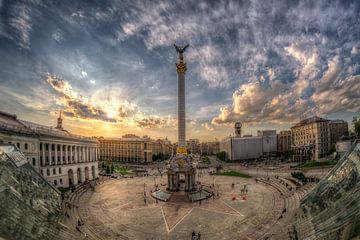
(40, 167), (62, 176)
(26, 157), (37, 166)
(53, 179), (63, 186)
(8, 141), (30, 150)
(40, 143), (96, 151)
(39, 155), (95, 166)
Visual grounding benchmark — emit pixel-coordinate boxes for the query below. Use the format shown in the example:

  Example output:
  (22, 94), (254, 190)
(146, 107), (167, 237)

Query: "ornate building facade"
(98, 134), (153, 163)
(0, 111), (99, 188)
(291, 116), (348, 161)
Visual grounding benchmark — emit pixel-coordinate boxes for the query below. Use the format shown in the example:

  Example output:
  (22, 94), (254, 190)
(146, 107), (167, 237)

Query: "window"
(41, 170), (43, 176)
(40, 143), (42, 150)
(25, 143), (28, 150)
(51, 145), (55, 151)
(57, 145), (60, 151)
(59, 168), (62, 174)
(16, 143), (20, 148)
(53, 168), (56, 175)
(47, 169), (50, 176)
(32, 158), (36, 166)
(46, 144), (49, 151)
(54, 180), (57, 186)
(60, 178), (63, 185)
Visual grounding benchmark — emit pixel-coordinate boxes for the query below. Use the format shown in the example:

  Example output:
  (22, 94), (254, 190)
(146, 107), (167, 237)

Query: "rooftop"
(291, 116), (329, 128)
(0, 110), (97, 143)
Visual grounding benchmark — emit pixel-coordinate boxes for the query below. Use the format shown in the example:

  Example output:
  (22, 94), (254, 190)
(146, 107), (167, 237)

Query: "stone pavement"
(77, 172), (289, 240)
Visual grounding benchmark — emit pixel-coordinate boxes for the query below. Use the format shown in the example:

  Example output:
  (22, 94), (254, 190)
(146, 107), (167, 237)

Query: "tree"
(353, 117), (360, 137)
(110, 164), (114, 174)
(106, 165), (110, 174)
(216, 151), (227, 161)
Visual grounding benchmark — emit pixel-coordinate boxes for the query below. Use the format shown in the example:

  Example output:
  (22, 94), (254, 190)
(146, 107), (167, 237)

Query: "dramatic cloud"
(7, 3), (34, 49)
(0, 0), (360, 140)
(201, 122), (214, 131)
(46, 74), (176, 128)
(212, 53), (360, 125)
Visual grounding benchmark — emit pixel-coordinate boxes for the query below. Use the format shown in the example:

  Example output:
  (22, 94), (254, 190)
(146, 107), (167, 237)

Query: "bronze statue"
(174, 44), (189, 53)
(174, 44), (189, 63)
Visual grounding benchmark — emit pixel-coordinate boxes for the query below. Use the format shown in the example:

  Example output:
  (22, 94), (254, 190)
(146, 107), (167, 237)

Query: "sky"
(0, 0), (359, 142)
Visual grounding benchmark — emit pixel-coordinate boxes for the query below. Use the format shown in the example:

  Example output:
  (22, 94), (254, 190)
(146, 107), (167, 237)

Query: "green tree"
(216, 151), (227, 161)
(353, 117), (360, 137)
(106, 165), (110, 174)
(110, 164), (114, 174)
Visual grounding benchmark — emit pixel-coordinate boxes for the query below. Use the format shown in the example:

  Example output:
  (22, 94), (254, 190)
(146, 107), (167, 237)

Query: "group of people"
(191, 231), (201, 239)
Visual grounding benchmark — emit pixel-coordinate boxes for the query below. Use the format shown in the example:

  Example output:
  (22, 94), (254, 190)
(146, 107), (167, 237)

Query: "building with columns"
(0, 110), (99, 188)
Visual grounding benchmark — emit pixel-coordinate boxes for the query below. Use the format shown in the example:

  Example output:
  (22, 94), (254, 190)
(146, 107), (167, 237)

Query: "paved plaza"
(77, 171), (291, 240)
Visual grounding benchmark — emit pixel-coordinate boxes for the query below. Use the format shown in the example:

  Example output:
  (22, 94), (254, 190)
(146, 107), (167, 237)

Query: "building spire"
(56, 111), (63, 130)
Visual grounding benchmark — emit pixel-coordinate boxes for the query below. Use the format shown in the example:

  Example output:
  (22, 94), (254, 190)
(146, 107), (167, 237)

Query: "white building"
(220, 136), (263, 161)
(0, 111), (99, 188)
(258, 130), (277, 154)
(219, 125), (278, 161)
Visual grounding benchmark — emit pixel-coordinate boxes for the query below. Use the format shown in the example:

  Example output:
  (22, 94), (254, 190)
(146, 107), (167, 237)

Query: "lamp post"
(266, 136), (270, 179)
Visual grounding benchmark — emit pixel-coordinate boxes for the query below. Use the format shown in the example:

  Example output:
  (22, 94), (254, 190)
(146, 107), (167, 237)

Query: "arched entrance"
(85, 167), (89, 181)
(68, 169), (74, 186)
(91, 165), (96, 179)
(77, 168), (82, 184)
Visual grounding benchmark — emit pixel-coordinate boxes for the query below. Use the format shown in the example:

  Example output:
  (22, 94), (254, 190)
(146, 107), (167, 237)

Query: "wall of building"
(291, 117), (348, 161)
(262, 134), (277, 154)
(277, 130), (292, 153)
(0, 133), (40, 170)
(329, 120), (349, 147)
(0, 112), (99, 188)
(99, 137), (153, 163)
(231, 137), (263, 160)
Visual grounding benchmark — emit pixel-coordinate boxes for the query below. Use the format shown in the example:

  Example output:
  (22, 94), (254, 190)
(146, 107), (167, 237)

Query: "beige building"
(200, 141), (220, 155)
(291, 117), (327, 161)
(99, 134), (153, 163)
(291, 117), (330, 161)
(152, 138), (173, 160)
(291, 117), (349, 161)
(0, 111), (99, 188)
(277, 130), (292, 153)
(186, 139), (200, 154)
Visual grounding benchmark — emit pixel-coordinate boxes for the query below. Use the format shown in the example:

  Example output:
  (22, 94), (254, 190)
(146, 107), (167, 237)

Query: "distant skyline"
(0, 0), (359, 142)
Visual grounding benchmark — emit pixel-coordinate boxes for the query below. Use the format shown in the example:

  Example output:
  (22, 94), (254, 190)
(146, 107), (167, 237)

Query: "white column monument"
(174, 44), (189, 148)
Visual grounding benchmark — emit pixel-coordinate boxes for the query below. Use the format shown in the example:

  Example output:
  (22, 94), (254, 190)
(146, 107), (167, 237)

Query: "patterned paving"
(79, 174), (284, 240)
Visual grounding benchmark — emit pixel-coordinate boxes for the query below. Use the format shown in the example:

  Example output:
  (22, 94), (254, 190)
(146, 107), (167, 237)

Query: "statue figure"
(174, 44), (189, 63)
(174, 44), (189, 53)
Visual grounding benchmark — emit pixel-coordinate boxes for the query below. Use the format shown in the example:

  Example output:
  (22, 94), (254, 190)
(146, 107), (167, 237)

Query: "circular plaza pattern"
(74, 169), (310, 240)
